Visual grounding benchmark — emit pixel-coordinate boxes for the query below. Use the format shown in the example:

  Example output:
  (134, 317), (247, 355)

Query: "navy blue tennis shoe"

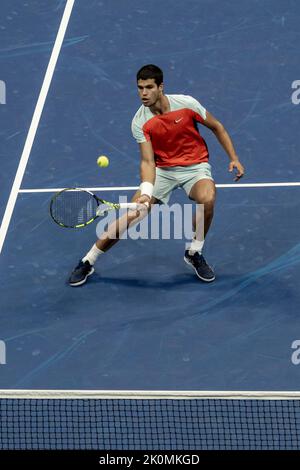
(68, 260), (94, 286)
(184, 250), (215, 282)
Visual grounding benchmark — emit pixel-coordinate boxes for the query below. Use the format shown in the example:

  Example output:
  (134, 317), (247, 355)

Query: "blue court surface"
(0, 0), (300, 391)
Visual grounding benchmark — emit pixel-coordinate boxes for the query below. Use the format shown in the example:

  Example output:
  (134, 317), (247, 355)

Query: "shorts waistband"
(157, 162), (210, 171)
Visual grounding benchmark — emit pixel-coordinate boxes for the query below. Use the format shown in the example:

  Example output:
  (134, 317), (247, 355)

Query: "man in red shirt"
(69, 64), (244, 286)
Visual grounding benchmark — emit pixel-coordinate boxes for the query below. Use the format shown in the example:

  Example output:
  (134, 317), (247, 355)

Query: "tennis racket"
(50, 188), (149, 228)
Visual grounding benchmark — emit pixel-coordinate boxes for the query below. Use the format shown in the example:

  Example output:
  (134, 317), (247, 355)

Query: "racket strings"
(51, 190), (98, 227)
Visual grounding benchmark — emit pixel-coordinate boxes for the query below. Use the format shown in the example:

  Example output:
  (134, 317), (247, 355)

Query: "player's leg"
(189, 179), (216, 239)
(68, 192), (156, 287)
(182, 164), (216, 282)
(95, 191), (156, 252)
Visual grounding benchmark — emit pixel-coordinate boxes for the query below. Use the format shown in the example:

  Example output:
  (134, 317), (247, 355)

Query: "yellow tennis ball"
(97, 155), (109, 168)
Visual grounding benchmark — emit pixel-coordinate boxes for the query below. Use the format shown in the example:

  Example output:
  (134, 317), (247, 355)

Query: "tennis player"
(69, 64), (244, 286)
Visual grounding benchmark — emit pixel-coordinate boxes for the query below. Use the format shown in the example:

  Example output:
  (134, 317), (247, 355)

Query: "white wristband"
(139, 181), (153, 199)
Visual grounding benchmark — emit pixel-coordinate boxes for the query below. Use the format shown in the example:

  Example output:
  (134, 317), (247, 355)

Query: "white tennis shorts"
(152, 162), (214, 204)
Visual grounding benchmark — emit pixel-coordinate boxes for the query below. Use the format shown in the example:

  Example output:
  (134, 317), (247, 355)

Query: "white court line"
(0, 0), (75, 254)
(19, 187), (139, 193)
(18, 182), (300, 193)
(217, 182), (300, 188)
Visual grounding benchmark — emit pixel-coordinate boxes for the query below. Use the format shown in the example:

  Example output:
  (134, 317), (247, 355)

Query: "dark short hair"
(136, 64), (163, 86)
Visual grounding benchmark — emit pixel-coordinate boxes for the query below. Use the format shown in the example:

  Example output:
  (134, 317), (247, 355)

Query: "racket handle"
(119, 202), (149, 210)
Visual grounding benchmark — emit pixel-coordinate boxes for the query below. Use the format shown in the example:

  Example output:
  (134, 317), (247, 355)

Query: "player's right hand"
(126, 195), (150, 221)
(135, 194), (151, 207)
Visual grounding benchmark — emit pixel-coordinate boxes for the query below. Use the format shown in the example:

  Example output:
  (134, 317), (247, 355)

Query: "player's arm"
(202, 111), (245, 181)
(136, 141), (156, 204)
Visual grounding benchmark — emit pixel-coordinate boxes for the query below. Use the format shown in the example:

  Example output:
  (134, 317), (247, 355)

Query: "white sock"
(188, 238), (204, 255)
(82, 244), (104, 265)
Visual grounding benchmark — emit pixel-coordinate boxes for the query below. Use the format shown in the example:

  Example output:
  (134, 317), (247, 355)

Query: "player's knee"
(198, 192), (215, 208)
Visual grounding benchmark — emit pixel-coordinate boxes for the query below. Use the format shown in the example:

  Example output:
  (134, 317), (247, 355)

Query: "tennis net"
(0, 390), (300, 450)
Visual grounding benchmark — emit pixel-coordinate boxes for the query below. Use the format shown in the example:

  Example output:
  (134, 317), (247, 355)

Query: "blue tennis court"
(1, 0), (300, 398)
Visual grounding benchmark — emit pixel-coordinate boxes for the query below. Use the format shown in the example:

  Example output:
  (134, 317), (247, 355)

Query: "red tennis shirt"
(131, 94), (209, 167)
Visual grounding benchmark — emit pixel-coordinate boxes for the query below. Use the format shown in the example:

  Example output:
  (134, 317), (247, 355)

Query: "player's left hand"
(229, 159), (245, 181)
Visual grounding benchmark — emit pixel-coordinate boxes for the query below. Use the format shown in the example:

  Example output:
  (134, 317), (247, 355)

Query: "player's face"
(137, 79), (163, 107)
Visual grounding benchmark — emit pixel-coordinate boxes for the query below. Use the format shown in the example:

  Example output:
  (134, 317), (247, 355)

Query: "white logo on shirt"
(174, 118), (183, 123)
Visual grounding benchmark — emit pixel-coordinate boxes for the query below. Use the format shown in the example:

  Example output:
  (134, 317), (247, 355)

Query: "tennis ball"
(97, 155), (109, 168)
